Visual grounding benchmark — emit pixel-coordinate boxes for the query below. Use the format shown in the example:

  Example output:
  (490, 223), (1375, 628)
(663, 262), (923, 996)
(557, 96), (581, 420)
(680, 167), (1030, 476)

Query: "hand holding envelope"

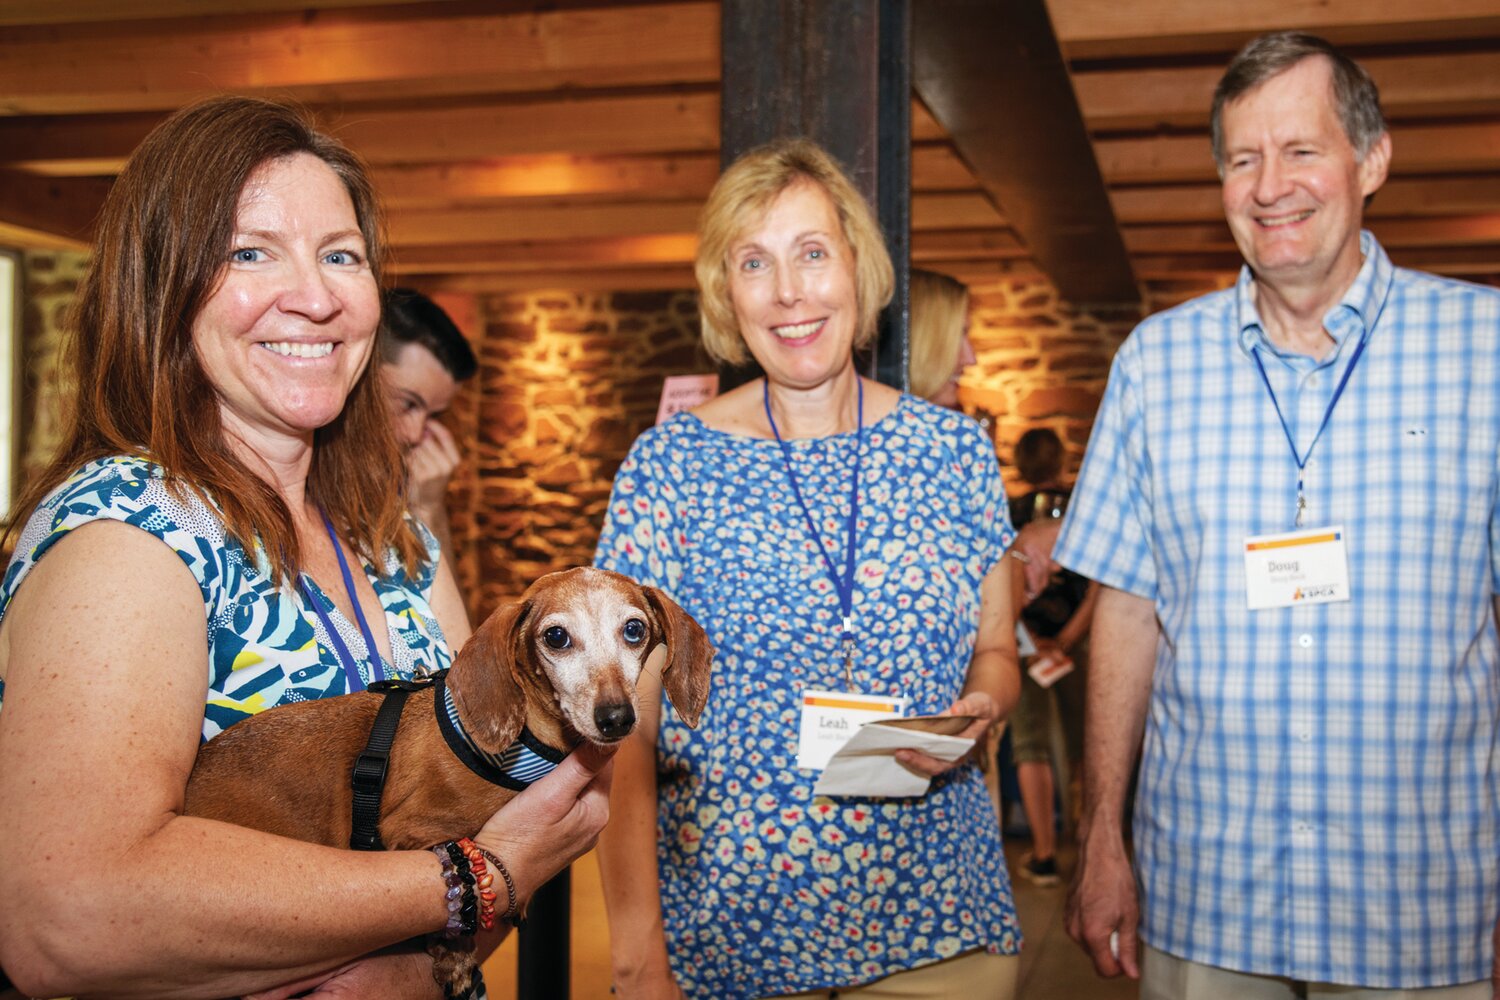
(813, 715), (978, 798)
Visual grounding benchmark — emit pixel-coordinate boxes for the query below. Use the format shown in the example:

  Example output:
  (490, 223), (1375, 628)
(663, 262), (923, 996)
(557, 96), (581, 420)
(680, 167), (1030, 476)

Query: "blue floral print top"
(595, 393), (1022, 999)
(0, 456), (453, 737)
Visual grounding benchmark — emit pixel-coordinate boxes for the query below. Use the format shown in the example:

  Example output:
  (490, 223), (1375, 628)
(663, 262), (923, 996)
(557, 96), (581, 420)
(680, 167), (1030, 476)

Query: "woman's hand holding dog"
(474, 740), (619, 906)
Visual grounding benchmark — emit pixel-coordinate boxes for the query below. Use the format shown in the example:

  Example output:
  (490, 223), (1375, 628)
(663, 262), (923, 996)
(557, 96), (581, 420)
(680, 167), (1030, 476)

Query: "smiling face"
(382, 342), (459, 450)
(727, 179), (860, 390)
(192, 152), (380, 451)
(1219, 56), (1390, 296)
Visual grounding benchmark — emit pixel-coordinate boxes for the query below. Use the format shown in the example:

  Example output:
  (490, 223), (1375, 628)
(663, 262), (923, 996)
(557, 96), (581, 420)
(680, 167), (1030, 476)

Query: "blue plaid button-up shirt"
(1055, 232), (1500, 987)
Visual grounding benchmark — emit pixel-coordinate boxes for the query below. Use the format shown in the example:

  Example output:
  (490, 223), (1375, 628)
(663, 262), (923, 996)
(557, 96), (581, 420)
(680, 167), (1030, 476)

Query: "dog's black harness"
(349, 673), (439, 851)
(348, 670), (566, 851)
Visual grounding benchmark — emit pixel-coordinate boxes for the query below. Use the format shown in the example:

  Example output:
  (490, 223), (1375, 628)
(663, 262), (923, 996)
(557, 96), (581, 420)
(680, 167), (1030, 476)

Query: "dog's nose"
(594, 703), (636, 740)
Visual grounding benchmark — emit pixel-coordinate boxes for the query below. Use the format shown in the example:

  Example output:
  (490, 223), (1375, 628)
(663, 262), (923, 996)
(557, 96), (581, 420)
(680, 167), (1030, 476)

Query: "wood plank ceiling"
(0, 0), (1496, 304)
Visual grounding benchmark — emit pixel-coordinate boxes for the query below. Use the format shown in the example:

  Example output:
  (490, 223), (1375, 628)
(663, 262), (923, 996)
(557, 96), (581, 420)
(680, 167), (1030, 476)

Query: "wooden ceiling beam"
(1047, 0), (1500, 60)
(914, 0), (1137, 304)
(912, 229), (1027, 259)
(0, 93), (948, 173)
(387, 225), (1025, 274)
(1097, 121), (1500, 185)
(0, 94), (721, 170)
(0, 0), (420, 27)
(1075, 51), (1500, 130)
(0, 3), (719, 115)
(1112, 175), (1500, 223)
(912, 143), (982, 191)
(408, 267), (699, 294)
(391, 235), (701, 274)
(390, 202), (704, 246)
(0, 168), (111, 246)
(371, 155), (723, 209)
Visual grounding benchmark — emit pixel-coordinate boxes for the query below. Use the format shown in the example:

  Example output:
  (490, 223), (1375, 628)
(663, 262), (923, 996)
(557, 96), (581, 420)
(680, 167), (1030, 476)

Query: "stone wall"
(448, 290), (710, 620)
(960, 280), (1140, 489)
(448, 278), (1140, 620)
(8, 263), (1144, 623)
(17, 249), (87, 492)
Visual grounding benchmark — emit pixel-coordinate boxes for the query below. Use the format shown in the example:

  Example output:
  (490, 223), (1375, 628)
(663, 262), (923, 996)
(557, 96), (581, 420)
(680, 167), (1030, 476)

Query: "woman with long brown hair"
(0, 97), (611, 998)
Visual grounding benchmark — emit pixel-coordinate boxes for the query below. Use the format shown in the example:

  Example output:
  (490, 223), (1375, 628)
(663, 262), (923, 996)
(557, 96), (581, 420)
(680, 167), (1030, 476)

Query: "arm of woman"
(0, 521), (608, 1000)
(594, 663), (685, 1000)
(896, 560), (1020, 777)
(0, 521), (454, 998)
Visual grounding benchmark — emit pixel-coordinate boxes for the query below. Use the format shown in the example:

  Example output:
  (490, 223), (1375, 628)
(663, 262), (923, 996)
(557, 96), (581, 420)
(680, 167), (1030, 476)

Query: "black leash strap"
(349, 673), (443, 851)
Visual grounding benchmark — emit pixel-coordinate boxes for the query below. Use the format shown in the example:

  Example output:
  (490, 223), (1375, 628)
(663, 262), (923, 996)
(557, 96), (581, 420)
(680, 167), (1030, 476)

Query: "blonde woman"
(595, 140), (1022, 1000)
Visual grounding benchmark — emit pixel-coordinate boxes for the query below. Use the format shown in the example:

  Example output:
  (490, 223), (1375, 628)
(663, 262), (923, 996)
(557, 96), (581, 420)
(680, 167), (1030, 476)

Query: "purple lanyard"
(763, 378), (863, 666)
(298, 508), (388, 693)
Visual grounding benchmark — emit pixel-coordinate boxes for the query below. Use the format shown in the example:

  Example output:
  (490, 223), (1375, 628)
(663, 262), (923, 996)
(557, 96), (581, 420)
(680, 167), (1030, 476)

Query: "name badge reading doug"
(797, 689), (909, 771)
(1244, 526), (1351, 611)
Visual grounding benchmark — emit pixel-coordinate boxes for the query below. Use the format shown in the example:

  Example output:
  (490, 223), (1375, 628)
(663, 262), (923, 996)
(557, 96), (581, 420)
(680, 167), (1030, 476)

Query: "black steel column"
(719, 0), (911, 392)
(517, 866), (569, 999)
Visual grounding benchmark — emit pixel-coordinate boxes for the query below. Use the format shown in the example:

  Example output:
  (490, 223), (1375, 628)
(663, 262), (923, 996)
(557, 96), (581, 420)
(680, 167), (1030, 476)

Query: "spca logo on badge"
(1293, 584), (1339, 601)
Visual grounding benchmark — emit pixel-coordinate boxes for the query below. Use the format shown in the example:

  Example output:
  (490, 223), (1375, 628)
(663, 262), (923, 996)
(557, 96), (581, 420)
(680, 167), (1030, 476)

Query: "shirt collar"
(1235, 230), (1394, 357)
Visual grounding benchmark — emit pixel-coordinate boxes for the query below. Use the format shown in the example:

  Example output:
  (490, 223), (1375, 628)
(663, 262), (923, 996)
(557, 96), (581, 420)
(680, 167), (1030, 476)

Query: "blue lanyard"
(1250, 332), (1369, 528)
(764, 378), (863, 684)
(298, 509), (388, 692)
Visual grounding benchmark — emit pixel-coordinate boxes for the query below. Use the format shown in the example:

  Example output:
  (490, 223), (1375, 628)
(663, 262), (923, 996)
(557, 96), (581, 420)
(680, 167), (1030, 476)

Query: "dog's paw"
(427, 936), (479, 998)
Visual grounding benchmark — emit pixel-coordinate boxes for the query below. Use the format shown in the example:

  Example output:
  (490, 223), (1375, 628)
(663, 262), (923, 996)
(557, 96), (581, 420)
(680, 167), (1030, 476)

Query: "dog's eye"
(623, 618), (646, 644)
(543, 626), (571, 649)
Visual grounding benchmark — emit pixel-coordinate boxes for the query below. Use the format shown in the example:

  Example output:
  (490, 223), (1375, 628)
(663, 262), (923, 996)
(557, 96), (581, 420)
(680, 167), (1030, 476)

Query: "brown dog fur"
(182, 567), (712, 992)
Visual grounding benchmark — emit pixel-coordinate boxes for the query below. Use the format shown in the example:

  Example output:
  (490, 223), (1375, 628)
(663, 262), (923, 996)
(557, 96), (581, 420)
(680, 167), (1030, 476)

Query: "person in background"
(1005, 428), (1097, 887)
(905, 269), (1059, 601)
(380, 287), (478, 565)
(595, 139), (1023, 1000)
(908, 268), (977, 408)
(1057, 32), (1500, 996)
(906, 271), (1098, 888)
(0, 96), (611, 1000)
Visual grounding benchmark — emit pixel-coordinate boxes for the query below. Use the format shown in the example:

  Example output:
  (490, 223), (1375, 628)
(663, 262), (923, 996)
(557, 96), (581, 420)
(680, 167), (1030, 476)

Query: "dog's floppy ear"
(642, 586), (713, 729)
(447, 599), (531, 755)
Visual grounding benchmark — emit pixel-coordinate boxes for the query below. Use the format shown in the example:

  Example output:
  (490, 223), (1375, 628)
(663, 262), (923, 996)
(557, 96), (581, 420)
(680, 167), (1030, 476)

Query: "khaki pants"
(766, 948), (1018, 1000)
(1143, 945), (1490, 1000)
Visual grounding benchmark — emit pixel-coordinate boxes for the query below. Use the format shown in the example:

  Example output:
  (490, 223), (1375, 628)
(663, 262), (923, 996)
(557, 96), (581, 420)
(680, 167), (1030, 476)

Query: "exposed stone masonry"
(11, 262), (1147, 624)
(17, 249), (87, 492)
(448, 280), (1140, 621)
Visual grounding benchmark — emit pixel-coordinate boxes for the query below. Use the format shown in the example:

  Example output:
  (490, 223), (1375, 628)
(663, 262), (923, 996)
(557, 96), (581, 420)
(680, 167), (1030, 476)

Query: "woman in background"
(908, 268), (977, 408)
(595, 139), (1022, 1000)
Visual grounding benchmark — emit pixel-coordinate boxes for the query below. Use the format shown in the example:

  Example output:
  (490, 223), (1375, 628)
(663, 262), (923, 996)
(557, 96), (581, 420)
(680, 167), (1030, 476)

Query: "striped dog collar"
(435, 673), (565, 790)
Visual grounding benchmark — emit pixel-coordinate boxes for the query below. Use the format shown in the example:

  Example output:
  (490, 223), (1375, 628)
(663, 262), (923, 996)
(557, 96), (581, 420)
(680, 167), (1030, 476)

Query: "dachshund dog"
(183, 566), (713, 995)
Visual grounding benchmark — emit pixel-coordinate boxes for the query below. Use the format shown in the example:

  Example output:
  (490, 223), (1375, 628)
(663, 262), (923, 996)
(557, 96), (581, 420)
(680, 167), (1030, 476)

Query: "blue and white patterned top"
(0, 455), (453, 739)
(1055, 233), (1500, 988)
(595, 393), (1021, 1000)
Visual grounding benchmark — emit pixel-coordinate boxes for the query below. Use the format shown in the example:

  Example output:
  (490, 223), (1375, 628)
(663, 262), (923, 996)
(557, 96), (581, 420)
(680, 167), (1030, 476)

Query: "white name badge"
(796, 689), (909, 771)
(1244, 525), (1351, 611)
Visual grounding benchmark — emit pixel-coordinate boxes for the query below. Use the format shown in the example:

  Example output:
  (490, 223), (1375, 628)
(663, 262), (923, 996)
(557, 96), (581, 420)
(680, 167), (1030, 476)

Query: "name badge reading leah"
(1244, 526), (1351, 611)
(797, 689), (909, 771)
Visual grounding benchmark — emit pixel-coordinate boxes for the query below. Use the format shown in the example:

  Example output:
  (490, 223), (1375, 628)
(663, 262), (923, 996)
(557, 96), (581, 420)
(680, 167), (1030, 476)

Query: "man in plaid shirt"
(1056, 32), (1500, 999)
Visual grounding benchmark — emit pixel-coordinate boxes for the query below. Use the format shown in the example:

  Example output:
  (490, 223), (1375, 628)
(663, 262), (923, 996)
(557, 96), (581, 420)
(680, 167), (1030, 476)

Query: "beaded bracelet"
(463, 839), (519, 925)
(430, 842), (477, 938)
(456, 837), (500, 931)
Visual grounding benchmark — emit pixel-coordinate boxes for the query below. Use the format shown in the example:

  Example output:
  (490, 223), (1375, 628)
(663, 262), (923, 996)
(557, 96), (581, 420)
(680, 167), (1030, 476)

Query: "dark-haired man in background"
(381, 287), (477, 569)
(1057, 32), (1500, 998)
